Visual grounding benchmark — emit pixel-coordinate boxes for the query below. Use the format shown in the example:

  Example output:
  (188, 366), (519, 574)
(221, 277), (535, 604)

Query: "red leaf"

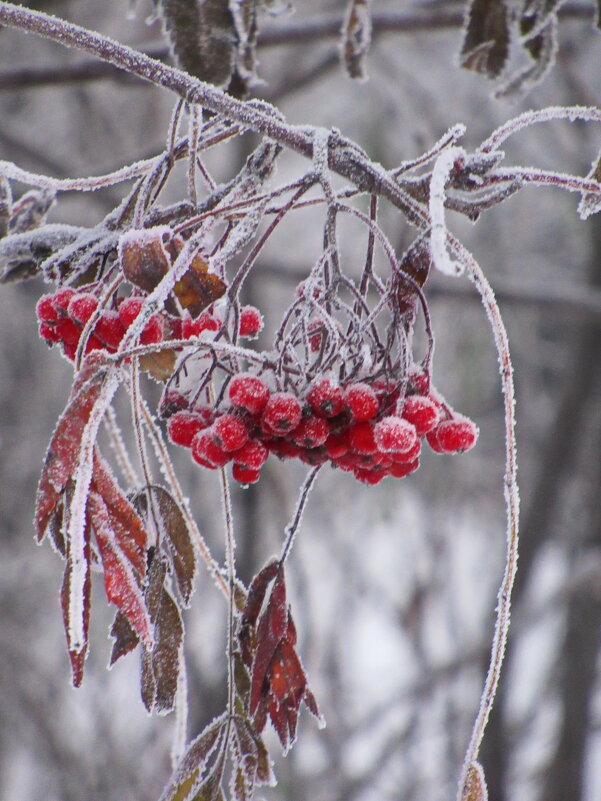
(92, 451), (147, 577)
(249, 565), (287, 717)
(35, 352), (108, 542)
(60, 511), (92, 687)
(88, 490), (153, 648)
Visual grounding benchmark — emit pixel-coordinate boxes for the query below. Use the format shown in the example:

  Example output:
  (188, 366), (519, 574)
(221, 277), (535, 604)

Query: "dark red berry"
(36, 294), (59, 323)
(191, 430), (231, 468)
(306, 377), (345, 418)
(239, 305), (263, 338)
(232, 463), (261, 485)
(38, 321), (60, 343)
(118, 297), (145, 329)
(212, 414), (249, 452)
(51, 287), (76, 313)
(140, 314), (164, 345)
(373, 416), (417, 453)
(94, 312), (125, 351)
(168, 411), (209, 448)
(228, 374), (270, 415)
(429, 416), (479, 454)
(390, 459), (420, 478)
(344, 382), (379, 421)
(348, 422), (377, 454)
(262, 392), (302, 433)
(290, 416), (329, 449)
(68, 293), (99, 325)
(325, 430), (350, 459)
(233, 439), (268, 469)
(401, 395), (440, 436)
(55, 317), (82, 345)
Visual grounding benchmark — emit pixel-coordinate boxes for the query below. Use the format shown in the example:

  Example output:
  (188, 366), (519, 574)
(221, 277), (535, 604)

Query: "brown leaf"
(170, 240), (227, 318)
(35, 352), (108, 542)
(460, 0), (510, 78)
(109, 609), (140, 666)
(159, 716), (225, 801)
(342, 0), (372, 81)
(139, 348), (178, 382)
(462, 761), (489, 801)
(134, 485), (196, 606)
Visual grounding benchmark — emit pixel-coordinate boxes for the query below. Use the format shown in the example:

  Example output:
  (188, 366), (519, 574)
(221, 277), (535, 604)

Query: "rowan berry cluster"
(164, 369), (478, 486)
(35, 286), (263, 361)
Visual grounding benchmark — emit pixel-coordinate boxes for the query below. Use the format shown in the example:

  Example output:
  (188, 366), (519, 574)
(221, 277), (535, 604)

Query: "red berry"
(373, 416), (417, 453)
(268, 439), (301, 460)
(306, 377), (345, 418)
(261, 392), (302, 433)
(160, 391), (189, 418)
(239, 305), (263, 338)
(191, 430), (231, 468)
(168, 318), (183, 340)
(428, 416), (479, 454)
(298, 447), (328, 466)
(228, 374), (270, 415)
(36, 294), (59, 323)
(401, 395), (440, 436)
(390, 459), (420, 479)
(83, 334), (103, 354)
(51, 287), (76, 313)
(390, 439), (421, 464)
(307, 320), (323, 353)
(353, 466), (386, 485)
(140, 314), (164, 345)
(212, 414), (249, 452)
(348, 422), (377, 454)
(233, 439), (268, 469)
(232, 463), (261, 485)
(94, 311), (125, 351)
(55, 317), (82, 346)
(290, 416), (329, 449)
(168, 411), (209, 448)
(38, 321), (60, 343)
(68, 293), (99, 325)
(118, 297), (144, 329)
(61, 342), (77, 361)
(344, 382), (379, 421)
(408, 365), (430, 395)
(325, 430), (350, 459)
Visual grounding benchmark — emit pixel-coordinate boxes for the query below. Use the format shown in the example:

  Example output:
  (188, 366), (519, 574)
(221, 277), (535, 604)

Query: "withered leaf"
(496, 16), (556, 99)
(89, 490), (153, 648)
(133, 485), (196, 605)
(120, 227), (172, 294)
(462, 761), (489, 801)
(396, 236), (432, 316)
(109, 609), (140, 666)
(342, 0), (373, 81)
(139, 348), (178, 382)
(158, 715), (226, 801)
(141, 555), (184, 714)
(460, 0), (510, 78)
(170, 240), (226, 318)
(35, 351), (109, 542)
(60, 512), (91, 687)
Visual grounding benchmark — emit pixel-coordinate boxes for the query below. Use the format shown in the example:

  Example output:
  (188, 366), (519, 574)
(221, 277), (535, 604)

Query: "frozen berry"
(233, 439), (268, 469)
(306, 377), (345, 418)
(408, 365), (430, 395)
(390, 459), (419, 479)
(94, 311), (125, 351)
(374, 416), (417, 453)
(83, 334), (103, 354)
(290, 416), (329, 449)
(353, 466), (386, 485)
(212, 414), (249, 452)
(390, 439), (421, 464)
(261, 392), (302, 433)
(118, 297), (144, 329)
(140, 314), (164, 345)
(325, 430), (350, 459)
(228, 374), (270, 415)
(344, 382), (379, 421)
(428, 416), (479, 454)
(160, 391), (189, 418)
(55, 317), (82, 345)
(191, 430), (231, 468)
(401, 395), (440, 436)
(61, 342), (78, 361)
(38, 321), (60, 343)
(239, 305), (264, 338)
(36, 294), (59, 323)
(298, 447), (328, 466)
(51, 287), (76, 313)
(168, 411), (209, 448)
(232, 463), (261, 485)
(68, 293), (99, 325)
(348, 422), (377, 454)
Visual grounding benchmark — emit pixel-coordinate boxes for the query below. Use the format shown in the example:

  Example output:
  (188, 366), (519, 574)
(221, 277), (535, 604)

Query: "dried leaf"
(462, 761), (489, 801)
(396, 235), (432, 316)
(120, 226), (172, 295)
(460, 0), (510, 78)
(133, 485), (196, 605)
(9, 188), (55, 234)
(158, 715), (225, 801)
(60, 513), (91, 687)
(35, 352), (109, 542)
(249, 566), (288, 716)
(140, 555), (184, 714)
(139, 348), (178, 382)
(341, 0), (373, 81)
(496, 16), (557, 99)
(109, 609), (140, 666)
(89, 490), (153, 648)
(156, 0), (236, 88)
(170, 240), (227, 318)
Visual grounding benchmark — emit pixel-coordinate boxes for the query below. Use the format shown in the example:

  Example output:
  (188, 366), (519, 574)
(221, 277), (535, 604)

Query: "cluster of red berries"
(165, 372), (479, 486)
(36, 286), (264, 361)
